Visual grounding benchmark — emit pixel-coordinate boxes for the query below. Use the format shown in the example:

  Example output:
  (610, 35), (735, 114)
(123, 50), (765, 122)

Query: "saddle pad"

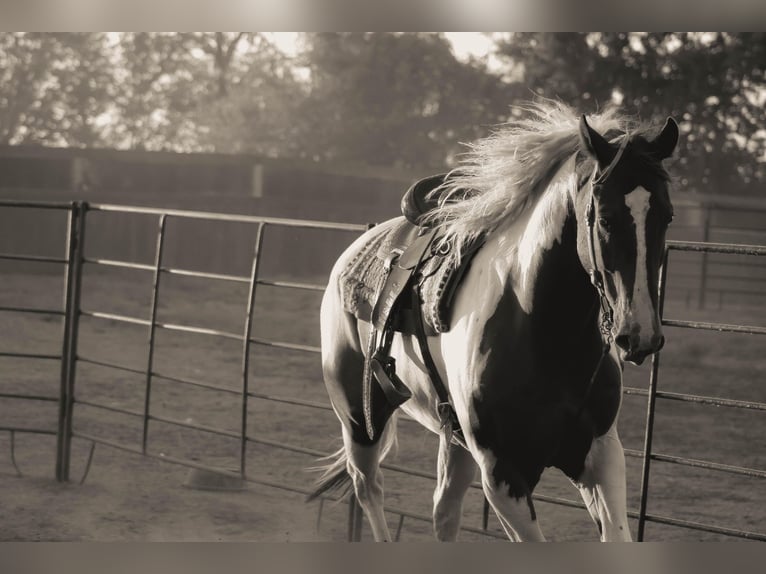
(340, 220), (484, 335)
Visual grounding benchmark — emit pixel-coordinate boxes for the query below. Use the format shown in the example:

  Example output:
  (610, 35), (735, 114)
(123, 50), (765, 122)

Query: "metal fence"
(668, 197), (766, 308)
(0, 200), (82, 482)
(0, 199), (764, 542)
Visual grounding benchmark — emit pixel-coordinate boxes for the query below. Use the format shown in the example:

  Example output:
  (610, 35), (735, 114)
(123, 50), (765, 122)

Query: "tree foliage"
(496, 32), (765, 193)
(0, 33), (113, 147)
(0, 32), (763, 193)
(292, 33), (512, 168)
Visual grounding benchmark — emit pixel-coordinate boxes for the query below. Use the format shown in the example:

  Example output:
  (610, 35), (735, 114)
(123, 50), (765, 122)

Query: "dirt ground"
(1, 259), (765, 542)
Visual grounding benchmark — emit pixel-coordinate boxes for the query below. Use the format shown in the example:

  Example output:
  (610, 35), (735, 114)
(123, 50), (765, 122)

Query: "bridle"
(584, 135), (629, 350)
(574, 136), (630, 417)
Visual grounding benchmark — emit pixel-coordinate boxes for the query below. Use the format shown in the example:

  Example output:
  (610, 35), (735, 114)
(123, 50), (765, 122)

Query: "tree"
(494, 33), (766, 194)
(294, 33), (512, 169)
(0, 33), (113, 147)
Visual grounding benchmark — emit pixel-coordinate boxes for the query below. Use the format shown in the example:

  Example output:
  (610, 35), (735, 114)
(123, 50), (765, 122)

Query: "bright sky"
(265, 32), (500, 62)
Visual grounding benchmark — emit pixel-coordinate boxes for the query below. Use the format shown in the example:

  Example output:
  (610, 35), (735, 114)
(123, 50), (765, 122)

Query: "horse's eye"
(598, 217), (611, 230)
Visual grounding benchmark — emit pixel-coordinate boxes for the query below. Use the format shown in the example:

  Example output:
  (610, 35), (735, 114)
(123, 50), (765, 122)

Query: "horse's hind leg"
(573, 424), (632, 541)
(432, 436), (477, 541)
(320, 281), (396, 541)
(342, 421), (395, 541)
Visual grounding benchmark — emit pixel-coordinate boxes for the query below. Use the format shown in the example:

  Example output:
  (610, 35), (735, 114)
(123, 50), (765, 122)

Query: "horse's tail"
(305, 446), (352, 503)
(306, 416), (399, 503)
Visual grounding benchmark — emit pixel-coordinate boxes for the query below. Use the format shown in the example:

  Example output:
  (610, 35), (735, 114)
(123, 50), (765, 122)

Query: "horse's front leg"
(574, 424), (632, 541)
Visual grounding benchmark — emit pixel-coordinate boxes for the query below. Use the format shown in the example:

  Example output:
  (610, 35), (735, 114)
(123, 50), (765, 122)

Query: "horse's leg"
(320, 272), (396, 541)
(573, 424), (632, 541)
(475, 457), (546, 541)
(432, 435), (477, 541)
(342, 421), (395, 541)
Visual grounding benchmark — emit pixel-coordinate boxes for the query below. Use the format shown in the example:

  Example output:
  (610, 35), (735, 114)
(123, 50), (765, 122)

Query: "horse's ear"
(649, 117), (679, 160)
(578, 115), (616, 169)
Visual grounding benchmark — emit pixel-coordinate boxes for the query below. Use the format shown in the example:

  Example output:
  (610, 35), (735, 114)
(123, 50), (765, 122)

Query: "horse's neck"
(495, 187), (598, 341)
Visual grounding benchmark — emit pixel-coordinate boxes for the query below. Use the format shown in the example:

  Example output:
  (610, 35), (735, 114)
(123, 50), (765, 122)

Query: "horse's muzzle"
(616, 332), (665, 365)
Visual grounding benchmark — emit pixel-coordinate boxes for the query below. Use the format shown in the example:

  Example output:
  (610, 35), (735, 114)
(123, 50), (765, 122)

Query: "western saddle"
(353, 174), (484, 443)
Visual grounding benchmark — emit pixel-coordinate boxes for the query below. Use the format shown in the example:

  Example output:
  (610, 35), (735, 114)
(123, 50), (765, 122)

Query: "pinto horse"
(310, 102), (678, 541)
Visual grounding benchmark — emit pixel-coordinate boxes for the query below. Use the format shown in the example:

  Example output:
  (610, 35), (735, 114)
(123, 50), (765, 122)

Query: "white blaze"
(624, 186), (655, 345)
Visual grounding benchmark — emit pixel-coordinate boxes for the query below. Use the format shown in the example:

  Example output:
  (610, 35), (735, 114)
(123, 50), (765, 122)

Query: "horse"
(309, 101), (678, 541)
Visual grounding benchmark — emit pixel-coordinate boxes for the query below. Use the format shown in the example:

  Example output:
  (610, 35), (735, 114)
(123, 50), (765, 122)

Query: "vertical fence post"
(240, 223), (266, 477)
(62, 202), (87, 482)
(56, 202), (79, 482)
(142, 214), (167, 454)
(637, 246), (670, 541)
(698, 203), (712, 309)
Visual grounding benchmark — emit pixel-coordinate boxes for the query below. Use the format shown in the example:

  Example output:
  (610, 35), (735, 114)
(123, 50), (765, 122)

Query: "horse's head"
(576, 115), (678, 365)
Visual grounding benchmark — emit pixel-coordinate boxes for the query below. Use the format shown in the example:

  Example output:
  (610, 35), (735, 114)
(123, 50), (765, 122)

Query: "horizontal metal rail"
(0, 305), (65, 316)
(0, 426), (58, 435)
(72, 431), (245, 477)
(650, 453), (766, 479)
(0, 392), (59, 402)
(0, 253), (68, 264)
(73, 398), (241, 440)
(80, 310), (149, 327)
(628, 445), (765, 479)
(83, 258), (155, 272)
(703, 273), (766, 284)
(77, 355), (145, 376)
(624, 448), (643, 459)
(157, 321), (243, 341)
(655, 390), (766, 412)
(250, 337), (321, 354)
(74, 397), (143, 418)
(81, 311), (320, 350)
(0, 200), (75, 210)
(662, 318), (766, 335)
(160, 267), (250, 284)
(0, 351), (61, 360)
(87, 203), (370, 232)
(84, 257), (326, 291)
(642, 512), (766, 541)
(77, 355), (418, 424)
(624, 386), (766, 411)
(152, 370), (240, 396)
(80, 310), (248, 342)
(148, 413), (240, 440)
(257, 279), (325, 292)
(667, 240), (766, 256)
(247, 391), (334, 412)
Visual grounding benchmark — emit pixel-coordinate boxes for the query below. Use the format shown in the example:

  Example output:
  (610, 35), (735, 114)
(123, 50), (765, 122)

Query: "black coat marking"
(472, 210), (623, 499)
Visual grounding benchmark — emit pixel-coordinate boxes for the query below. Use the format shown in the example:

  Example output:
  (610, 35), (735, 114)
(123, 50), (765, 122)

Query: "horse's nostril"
(615, 334), (632, 351)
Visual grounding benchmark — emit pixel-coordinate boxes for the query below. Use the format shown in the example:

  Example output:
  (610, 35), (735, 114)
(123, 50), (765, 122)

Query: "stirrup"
(370, 350), (412, 408)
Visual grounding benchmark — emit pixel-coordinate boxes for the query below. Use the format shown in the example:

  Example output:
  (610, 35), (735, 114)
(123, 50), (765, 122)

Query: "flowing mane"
(422, 101), (636, 253)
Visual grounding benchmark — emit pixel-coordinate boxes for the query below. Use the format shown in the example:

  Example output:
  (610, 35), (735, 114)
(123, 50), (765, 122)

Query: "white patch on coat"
(513, 156), (577, 313)
(623, 186), (656, 345)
